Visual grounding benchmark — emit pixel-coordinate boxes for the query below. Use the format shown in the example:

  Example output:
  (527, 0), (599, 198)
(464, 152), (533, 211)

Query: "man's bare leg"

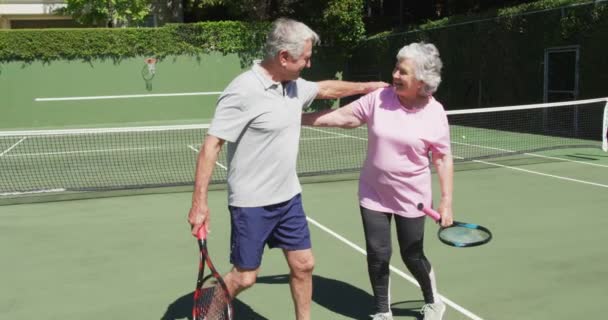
(222, 266), (259, 298)
(284, 249), (315, 320)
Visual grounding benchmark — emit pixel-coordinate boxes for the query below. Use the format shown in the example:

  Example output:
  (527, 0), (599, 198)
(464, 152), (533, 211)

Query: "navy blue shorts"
(229, 193), (311, 269)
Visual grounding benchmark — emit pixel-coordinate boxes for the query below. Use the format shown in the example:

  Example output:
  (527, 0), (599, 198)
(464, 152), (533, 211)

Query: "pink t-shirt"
(351, 87), (451, 217)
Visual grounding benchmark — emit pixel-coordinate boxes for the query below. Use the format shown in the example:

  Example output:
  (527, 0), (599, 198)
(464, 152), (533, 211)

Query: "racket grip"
(196, 224), (208, 239)
(417, 203), (441, 221)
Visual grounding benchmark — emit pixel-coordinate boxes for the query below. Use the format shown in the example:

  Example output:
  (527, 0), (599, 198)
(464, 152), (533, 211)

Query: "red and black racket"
(193, 226), (233, 320)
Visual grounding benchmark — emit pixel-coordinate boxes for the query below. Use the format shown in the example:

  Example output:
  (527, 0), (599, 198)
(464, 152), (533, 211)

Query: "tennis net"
(447, 97), (608, 160)
(1, 98), (606, 201)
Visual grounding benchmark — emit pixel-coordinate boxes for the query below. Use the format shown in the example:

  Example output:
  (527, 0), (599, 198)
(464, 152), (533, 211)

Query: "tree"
(184, 0), (297, 21)
(316, 0), (366, 48)
(184, 0), (366, 48)
(64, 0), (152, 27)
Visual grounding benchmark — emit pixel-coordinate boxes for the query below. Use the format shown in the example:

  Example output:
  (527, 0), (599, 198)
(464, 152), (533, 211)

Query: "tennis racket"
(417, 203), (492, 248)
(193, 226), (233, 320)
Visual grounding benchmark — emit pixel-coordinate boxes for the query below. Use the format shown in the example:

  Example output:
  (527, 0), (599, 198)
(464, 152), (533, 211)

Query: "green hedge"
(0, 21), (270, 62)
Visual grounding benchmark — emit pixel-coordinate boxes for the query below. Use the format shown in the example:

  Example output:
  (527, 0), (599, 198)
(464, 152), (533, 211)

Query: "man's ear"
(278, 50), (290, 66)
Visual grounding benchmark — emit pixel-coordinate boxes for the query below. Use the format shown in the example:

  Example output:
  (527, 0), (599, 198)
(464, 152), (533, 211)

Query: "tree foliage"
(63, 0), (152, 27)
(318, 0), (366, 48)
(185, 0), (366, 50)
(185, 0), (295, 20)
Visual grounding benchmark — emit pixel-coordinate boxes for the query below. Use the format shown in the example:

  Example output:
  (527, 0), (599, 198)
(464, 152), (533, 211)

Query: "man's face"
(281, 40), (313, 80)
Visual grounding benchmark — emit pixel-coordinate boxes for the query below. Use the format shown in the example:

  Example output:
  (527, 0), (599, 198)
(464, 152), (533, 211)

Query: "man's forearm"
(191, 139), (222, 208)
(301, 109), (333, 126)
(317, 80), (388, 99)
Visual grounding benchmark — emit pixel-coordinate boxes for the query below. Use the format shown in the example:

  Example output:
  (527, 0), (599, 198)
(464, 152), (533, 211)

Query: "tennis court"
(1, 99), (608, 319)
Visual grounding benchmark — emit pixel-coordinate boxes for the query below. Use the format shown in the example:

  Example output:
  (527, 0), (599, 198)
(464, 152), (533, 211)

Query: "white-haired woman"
(302, 42), (453, 320)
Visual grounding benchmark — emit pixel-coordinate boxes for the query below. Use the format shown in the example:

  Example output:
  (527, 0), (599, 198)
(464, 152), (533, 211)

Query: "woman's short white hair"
(396, 42), (443, 96)
(263, 18), (320, 61)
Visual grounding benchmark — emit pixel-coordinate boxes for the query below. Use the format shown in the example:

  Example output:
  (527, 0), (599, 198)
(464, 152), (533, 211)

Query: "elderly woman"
(302, 42), (453, 320)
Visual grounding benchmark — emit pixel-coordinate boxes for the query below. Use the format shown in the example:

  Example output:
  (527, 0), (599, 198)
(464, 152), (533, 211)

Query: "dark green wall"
(346, 2), (608, 110)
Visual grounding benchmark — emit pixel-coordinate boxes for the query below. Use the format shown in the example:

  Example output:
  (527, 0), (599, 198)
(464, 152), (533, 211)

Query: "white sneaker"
(421, 301), (446, 320)
(370, 311), (393, 320)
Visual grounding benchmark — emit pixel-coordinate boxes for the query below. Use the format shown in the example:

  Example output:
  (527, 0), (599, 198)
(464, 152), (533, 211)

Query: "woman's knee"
(401, 247), (430, 272)
(367, 242), (392, 264)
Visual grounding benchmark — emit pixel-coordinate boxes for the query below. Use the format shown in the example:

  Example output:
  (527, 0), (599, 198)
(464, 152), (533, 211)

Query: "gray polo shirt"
(208, 63), (319, 207)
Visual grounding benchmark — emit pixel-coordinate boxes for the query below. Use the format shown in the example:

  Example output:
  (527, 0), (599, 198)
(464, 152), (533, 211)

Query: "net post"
(602, 99), (608, 152)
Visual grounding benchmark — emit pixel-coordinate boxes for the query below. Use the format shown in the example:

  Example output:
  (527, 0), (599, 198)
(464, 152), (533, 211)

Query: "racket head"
(193, 275), (233, 320)
(437, 221), (492, 247)
(193, 224), (233, 320)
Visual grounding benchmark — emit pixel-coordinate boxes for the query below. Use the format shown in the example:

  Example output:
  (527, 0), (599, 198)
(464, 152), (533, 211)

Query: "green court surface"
(1, 147), (607, 319)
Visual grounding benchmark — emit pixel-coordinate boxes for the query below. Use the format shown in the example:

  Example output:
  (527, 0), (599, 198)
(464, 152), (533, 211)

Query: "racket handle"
(417, 203), (441, 221)
(196, 224), (208, 239)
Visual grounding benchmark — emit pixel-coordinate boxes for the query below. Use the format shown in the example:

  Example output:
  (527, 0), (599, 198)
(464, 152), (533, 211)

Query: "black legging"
(360, 206), (436, 313)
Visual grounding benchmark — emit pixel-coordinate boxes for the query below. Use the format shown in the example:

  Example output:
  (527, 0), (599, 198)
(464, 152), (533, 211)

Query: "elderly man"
(187, 18), (388, 320)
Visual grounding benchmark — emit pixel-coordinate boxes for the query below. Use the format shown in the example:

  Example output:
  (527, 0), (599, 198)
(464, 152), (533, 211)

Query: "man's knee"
(295, 257), (315, 274)
(288, 251), (315, 276)
(230, 268), (258, 290)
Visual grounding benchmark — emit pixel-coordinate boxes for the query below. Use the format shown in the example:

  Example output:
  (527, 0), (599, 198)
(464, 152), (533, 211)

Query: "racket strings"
(439, 226), (491, 244)
(194, 281), (232, 320)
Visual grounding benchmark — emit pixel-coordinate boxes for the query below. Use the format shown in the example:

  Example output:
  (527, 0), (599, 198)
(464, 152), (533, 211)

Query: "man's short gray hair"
(263, 18), (320, 61)
(396, 42), (443, 96)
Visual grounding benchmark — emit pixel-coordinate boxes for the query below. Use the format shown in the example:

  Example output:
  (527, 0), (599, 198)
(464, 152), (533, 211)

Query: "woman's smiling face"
(392, 58), (423, 99)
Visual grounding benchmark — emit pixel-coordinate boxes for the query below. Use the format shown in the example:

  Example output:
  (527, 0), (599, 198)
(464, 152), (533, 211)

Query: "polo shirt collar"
(252, 62), (285, 90)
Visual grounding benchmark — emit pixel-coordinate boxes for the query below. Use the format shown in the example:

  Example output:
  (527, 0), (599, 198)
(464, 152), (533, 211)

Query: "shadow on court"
(161, 274), (373, 319)
(390, 300), (425, 319)
(161, 275), (423, 319)
(257, 275), (423, 319)
(257, 274), (374, 318)
(160, 292), (268, 320)
(570, 152), (608, 159)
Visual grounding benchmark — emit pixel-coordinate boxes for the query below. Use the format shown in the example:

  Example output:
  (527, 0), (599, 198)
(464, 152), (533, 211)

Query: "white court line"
(3, 146), (163, 157)
(0, 188), (66, 197)
(307, 216), (485, 320)
(303, 126), (367, 141)
(188, 145), (227, 170)
(301, 136), (352, 141)
(0, 137), (27, 157)
(468, 157), (608, 188)
(35, 91), (223, 102)
(453, 141), (608, 168)
(504, 151), (608, 168)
